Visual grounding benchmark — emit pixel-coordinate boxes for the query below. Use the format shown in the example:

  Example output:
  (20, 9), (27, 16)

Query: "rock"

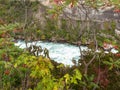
(50, 37), (57, 42)
(58, 38), (66, 43)
(115, 29), (120, 36)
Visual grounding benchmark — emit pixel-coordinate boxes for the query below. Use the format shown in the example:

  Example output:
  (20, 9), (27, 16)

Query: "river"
(15, 40), (118, 66)
(15, 40), (88, 66)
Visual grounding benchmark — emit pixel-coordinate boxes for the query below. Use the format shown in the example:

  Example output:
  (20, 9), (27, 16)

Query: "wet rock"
(50, 37), (57, 42)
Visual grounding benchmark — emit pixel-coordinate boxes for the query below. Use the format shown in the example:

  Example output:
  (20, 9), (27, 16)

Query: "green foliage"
(83, 74), (99, 89)
(0, 22), (83, 89)
(35, 76), (57, 90)
(103, 57), (120, 70)
(0, 0), (120, 90)
(0, 0), (39, 23)
(0, 23), (20, 31)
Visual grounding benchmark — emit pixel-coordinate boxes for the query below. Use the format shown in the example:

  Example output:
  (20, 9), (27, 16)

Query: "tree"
(51, 0), (120, 90)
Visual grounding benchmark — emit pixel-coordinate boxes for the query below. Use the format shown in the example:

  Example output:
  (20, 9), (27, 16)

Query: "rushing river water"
(15, 40), (88, 66)
(15, 40), (118, 66)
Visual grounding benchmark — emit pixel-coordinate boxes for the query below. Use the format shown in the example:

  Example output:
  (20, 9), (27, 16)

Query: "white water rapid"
(15, 40), (88, 66)
(15, 40), (118, 66)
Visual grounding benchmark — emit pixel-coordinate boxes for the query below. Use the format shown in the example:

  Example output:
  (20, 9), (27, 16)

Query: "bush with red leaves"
(113, 9), (120, 13)
(54, 0), (63, 4)
(94, 67), (109, 88)
(4, 69), (10, 75)
(2, 53), (10, 61)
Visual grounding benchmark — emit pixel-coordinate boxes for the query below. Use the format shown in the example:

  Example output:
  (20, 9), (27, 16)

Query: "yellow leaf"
(14, 63), (17, 68)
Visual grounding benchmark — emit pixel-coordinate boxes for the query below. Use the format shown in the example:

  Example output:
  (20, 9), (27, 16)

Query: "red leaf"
(114, 45), (119, 49)
(115, 53), (120, 57)
(4, 69), (10, 75)
(54, 0), (63, 4)
(113, 9), (120, 13)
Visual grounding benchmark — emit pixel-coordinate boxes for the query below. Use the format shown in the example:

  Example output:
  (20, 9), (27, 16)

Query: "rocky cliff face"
(34, 0), (120, 32)
(32, 0), (120, 20)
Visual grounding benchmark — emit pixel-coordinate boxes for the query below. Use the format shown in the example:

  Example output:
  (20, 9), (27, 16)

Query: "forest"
(0, 0), (120, 90)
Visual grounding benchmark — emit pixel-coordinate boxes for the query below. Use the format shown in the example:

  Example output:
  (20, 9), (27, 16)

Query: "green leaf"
(57, 64), (64, 68)
(64, 74), (71, 84)
(73, 69), (82, 80)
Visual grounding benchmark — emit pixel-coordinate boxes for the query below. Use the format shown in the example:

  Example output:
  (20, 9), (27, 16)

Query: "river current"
(15, 40), (118, 66)
(15, 40), (88, 66)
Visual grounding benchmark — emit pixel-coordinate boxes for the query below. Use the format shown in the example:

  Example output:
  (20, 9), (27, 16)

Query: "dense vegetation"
(0, 0), (120, 90)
